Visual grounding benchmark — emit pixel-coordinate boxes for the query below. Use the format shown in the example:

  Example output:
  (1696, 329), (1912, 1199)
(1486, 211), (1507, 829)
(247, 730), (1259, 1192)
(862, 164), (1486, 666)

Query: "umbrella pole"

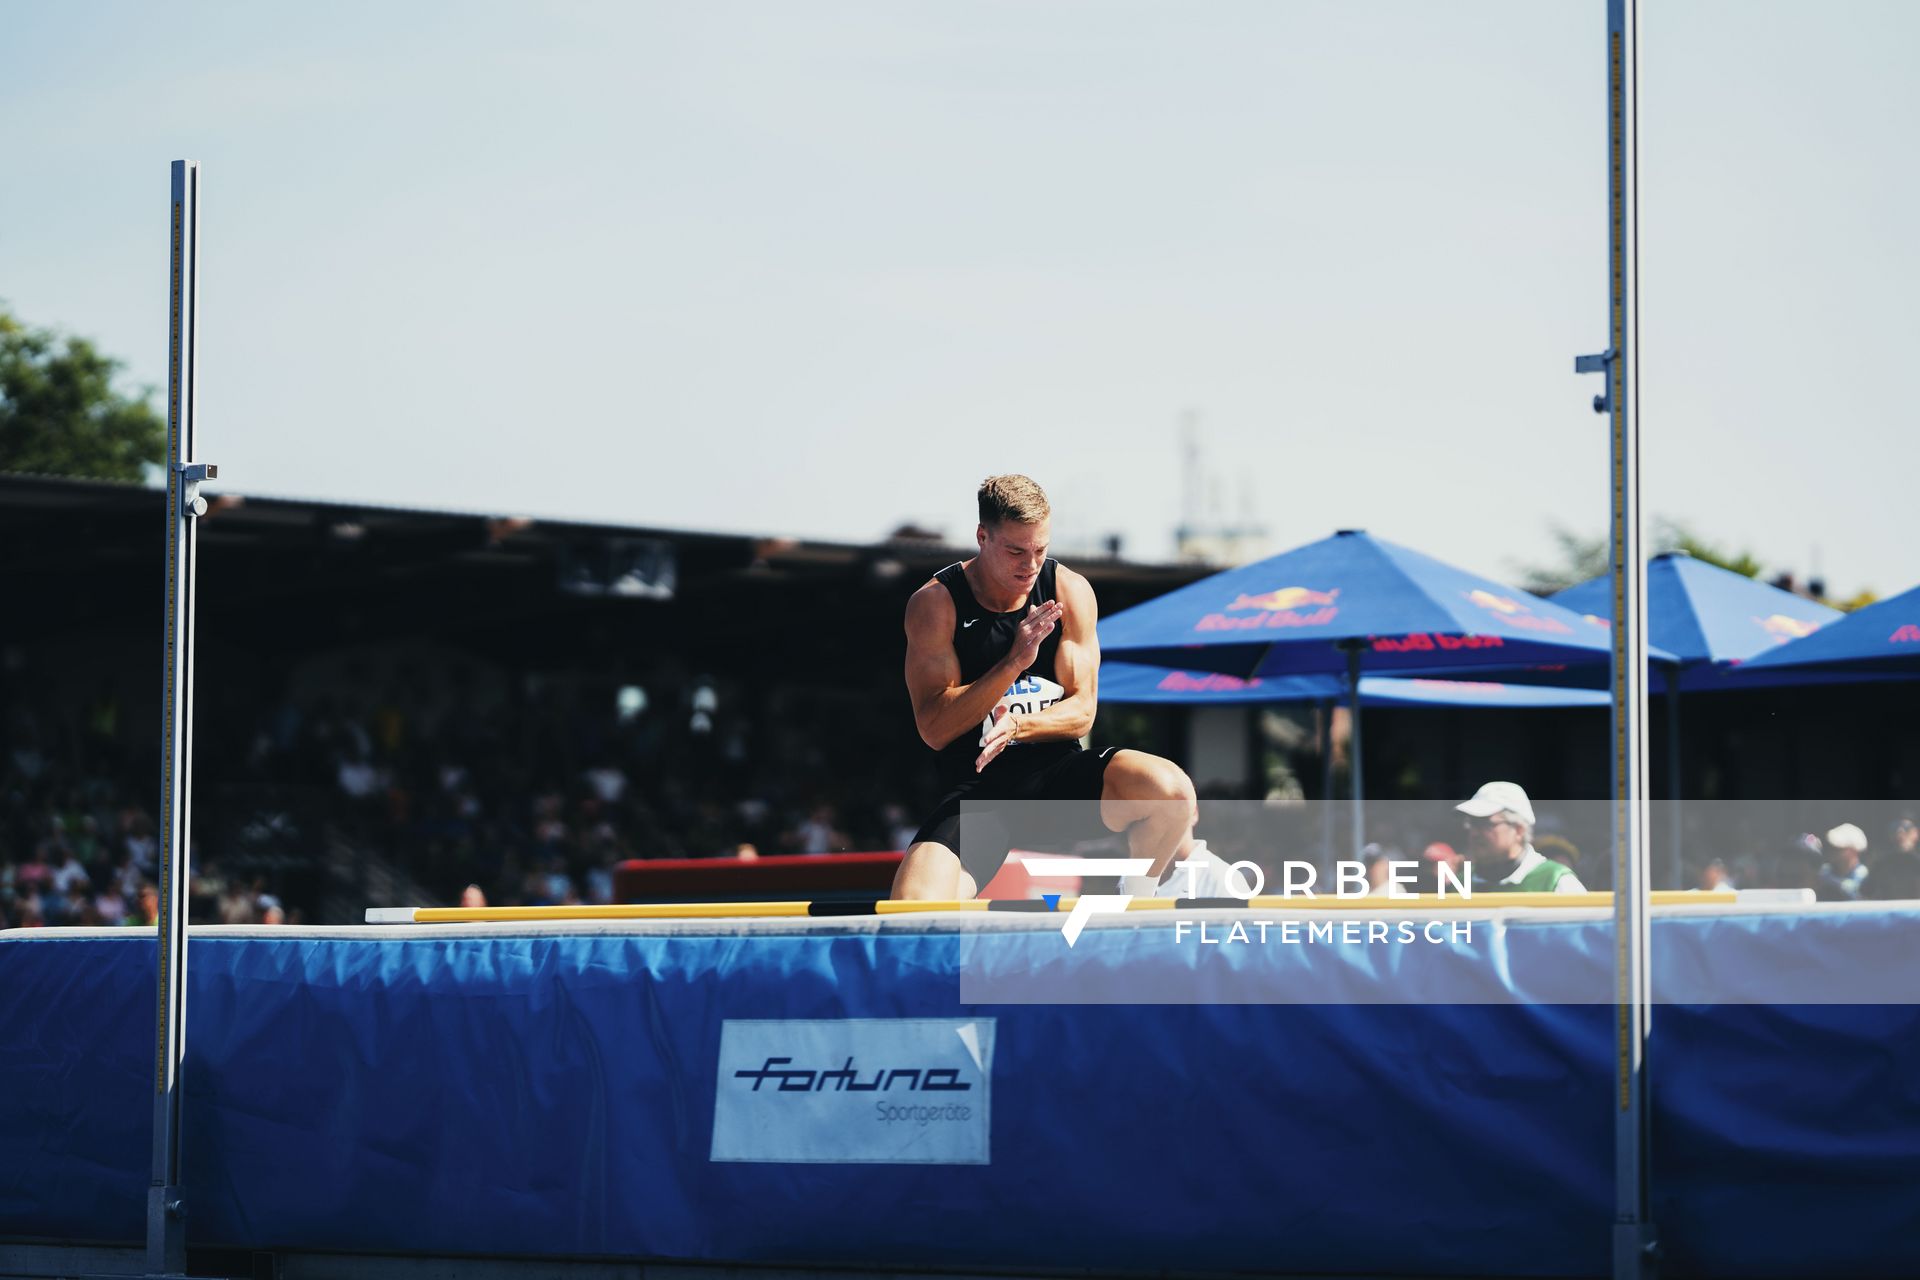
(1666, 674), (1682, 891)
(1344, 644), (1364, 864)
(1320, 699), (1336, 881)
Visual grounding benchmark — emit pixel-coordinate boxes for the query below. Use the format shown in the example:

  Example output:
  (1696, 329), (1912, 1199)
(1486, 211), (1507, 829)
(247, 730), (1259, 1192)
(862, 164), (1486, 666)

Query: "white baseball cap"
(1826, 823), (1868, 852)
(1456, 781), (1536, 827)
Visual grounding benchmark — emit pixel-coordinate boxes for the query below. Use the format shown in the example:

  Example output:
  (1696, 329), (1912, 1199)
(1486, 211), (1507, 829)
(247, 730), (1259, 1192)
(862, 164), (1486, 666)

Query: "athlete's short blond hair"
(977, 475), (1050, 528)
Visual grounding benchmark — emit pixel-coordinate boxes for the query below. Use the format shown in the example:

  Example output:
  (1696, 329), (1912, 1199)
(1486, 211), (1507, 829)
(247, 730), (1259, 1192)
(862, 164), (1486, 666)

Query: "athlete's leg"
(893, 794), (1002, 900)
(1098, 749), (1200, 880)
(892, 843), (986, 900)
(891, 840), (968, 900)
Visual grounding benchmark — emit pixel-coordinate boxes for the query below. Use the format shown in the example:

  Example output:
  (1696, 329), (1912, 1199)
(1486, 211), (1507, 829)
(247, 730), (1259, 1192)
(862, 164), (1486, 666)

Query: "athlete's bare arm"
(974, 567), (1098, 769)
(904, 580), (1062, 752)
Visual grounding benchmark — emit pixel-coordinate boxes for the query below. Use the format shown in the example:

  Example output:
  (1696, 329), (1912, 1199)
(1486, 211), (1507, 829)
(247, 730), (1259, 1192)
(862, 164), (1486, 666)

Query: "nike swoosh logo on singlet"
(963, 619), (979, 628)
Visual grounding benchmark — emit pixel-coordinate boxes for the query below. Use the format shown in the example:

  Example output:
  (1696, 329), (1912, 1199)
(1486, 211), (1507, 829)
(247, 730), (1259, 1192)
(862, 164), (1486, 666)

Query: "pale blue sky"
(2, 1), (1913, 597)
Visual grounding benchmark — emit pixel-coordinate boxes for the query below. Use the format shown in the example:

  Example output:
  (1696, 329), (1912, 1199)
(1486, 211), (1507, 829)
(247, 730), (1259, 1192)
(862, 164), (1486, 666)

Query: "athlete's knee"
(1107, 751), (1196, 828)
(1144, 758), (1197, 831)
(1138, 753), (1196, 810)
(892, 842), (963, 901)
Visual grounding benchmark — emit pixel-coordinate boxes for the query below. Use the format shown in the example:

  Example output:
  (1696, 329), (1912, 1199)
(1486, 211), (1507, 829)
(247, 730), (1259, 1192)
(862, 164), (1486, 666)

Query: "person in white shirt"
(1819, 823), (1869, 900)
(1456, 781), (1586, 894)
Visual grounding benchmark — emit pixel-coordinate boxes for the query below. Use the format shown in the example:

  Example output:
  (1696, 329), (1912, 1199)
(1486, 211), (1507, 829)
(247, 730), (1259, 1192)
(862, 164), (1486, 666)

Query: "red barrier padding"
(612, 851), (904, 902)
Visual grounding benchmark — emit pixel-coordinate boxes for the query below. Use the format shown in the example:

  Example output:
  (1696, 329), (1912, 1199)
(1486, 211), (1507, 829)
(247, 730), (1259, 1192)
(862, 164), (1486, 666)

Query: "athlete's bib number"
(980, 675), (1066, 746)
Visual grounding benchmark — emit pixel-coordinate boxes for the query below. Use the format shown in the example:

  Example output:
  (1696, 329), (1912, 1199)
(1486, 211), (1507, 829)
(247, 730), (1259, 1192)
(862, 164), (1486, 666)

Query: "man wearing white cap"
(1819, 824), (1869, 900)
(1456, 781), (1585, 894)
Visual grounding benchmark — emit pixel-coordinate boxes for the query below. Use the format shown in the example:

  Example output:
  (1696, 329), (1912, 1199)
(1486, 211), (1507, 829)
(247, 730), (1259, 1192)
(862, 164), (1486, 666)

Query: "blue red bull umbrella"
(1552, 551), (1841, 691)
(1553, 552), (1849, 885)
(1098, 528), (1659, 678)
(1738, 580), (1920, 675)
(1096, 530), (1655, 859)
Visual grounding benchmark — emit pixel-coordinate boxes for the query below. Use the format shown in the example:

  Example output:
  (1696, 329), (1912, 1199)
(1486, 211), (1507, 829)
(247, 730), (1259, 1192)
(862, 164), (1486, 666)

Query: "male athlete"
(891, 474), (1206, 901)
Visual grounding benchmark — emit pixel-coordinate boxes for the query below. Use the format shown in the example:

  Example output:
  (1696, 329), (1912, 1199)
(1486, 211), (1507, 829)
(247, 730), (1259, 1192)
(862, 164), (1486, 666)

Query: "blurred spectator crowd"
(1344, 810), (1920, 901)
(2, 661), (940, 926)
(6, 665), (1918, 929)
(0, 708), (293, 930)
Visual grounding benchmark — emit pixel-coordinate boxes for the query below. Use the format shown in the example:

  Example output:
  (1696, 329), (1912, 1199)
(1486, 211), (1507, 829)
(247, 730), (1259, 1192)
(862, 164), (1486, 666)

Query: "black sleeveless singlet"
(929, 558), (1076, 786)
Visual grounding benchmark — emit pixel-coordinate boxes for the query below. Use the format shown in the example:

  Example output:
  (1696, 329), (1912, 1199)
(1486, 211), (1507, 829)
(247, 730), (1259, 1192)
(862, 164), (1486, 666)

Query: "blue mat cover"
(2, 914), (1917, 1278)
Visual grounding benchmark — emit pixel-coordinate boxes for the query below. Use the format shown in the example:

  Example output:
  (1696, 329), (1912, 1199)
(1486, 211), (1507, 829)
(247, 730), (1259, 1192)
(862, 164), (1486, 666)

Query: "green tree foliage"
(1832, 588), (1877, 613)
(1651, 519), (1764, 579)
(0, 305), (165, 482)
(1519, 519), (1770, 596)
(1516, 524), (1610, 595)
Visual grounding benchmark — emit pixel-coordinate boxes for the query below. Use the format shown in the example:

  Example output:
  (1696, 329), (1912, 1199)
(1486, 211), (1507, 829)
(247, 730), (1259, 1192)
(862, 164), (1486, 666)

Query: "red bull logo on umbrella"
(1462, 588), (1571, 635)
(1754, 614), (1820, 644)
(1227, 586), (1340, 612)
(1157, 671), (1263, 693)
(1891, 624), (1920, 646)
(1372, 633), (1507, 654)
(1196, 585), (1339, 632)
(1466, 589), (1524, 615)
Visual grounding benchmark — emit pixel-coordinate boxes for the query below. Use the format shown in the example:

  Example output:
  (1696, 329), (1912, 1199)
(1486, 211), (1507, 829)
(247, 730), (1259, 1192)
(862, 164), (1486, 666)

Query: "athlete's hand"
(975, 705), (1021, 773)
(1008, 599), (1063, 670)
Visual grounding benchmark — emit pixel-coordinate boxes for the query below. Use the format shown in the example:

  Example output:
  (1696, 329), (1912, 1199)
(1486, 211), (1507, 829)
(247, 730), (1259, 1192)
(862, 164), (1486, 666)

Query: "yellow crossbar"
(383, 889), (1735, 925)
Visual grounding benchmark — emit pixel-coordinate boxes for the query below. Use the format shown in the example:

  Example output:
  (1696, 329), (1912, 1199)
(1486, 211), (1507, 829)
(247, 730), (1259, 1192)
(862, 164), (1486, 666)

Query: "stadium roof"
(2, 473), (1205, 676)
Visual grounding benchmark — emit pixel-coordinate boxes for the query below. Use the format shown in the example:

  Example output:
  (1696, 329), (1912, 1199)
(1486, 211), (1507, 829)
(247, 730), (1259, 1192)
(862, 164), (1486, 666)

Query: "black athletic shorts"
(909, 746), (1121, 883)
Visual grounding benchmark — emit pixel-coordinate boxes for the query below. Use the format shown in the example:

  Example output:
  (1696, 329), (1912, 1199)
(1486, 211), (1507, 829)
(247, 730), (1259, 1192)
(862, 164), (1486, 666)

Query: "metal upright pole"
(1579, 4), (1657, 1275)
(149, 159), (217, 1278)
